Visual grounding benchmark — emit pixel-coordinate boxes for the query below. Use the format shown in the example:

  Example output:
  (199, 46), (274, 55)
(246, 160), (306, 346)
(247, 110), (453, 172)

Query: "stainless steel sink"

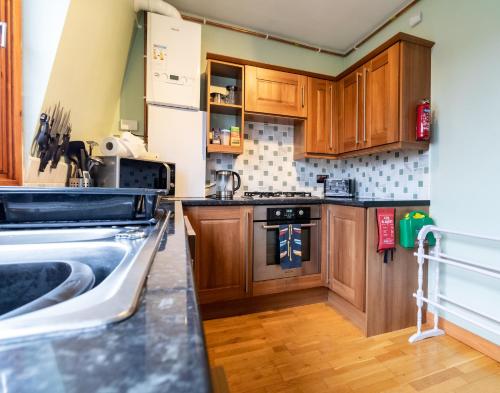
(0, 211), (169, 341)
(0, 260), (95, 320)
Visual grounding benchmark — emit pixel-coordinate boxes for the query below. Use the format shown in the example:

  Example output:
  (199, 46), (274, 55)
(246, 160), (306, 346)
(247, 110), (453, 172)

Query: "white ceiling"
(167, 0), (413, 53)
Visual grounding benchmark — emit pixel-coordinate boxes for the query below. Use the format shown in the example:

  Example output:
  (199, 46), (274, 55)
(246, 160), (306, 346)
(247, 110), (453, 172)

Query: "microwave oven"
(94, 156), (175, 195)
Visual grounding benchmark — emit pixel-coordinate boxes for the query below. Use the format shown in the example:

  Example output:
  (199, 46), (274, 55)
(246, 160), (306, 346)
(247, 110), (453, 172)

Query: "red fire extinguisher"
(416, 99), (431, 141)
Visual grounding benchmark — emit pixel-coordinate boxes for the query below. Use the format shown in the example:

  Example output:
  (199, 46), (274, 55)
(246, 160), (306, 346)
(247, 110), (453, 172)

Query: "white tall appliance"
(145, 12), (205, 197)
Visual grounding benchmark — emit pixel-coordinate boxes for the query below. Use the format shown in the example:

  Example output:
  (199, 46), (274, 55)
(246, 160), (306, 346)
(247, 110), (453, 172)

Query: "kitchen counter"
(179, 196), (430, 208)
(0, 201), (211, 393)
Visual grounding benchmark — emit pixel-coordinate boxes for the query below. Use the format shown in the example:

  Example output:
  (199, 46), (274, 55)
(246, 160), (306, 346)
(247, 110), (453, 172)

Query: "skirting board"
(327, 291), (367, 335)
(427, 311), (500, 362)
(200, 287), (328, 320)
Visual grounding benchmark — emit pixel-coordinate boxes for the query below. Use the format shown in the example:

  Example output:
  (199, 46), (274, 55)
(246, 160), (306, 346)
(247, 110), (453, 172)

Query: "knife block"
(24, 156), (69, 187)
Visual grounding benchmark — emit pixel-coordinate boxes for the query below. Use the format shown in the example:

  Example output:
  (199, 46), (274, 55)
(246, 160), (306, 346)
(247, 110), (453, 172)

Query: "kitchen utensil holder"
(69, 177), (93, 188)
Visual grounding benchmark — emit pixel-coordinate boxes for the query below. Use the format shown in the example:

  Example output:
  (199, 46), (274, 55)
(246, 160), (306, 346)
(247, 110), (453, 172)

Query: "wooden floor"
(204, 303), (500, 393)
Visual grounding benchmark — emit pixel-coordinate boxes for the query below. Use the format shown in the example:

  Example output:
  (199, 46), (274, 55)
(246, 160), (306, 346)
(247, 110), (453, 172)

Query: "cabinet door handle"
(329, 85), (333, 150)
(262, 223), (317, 229)
(363, 67), (367, 143)
(355, 73), (361, 144)
(244, 210), (250, 293)
(326, 211), (330, 285)
(301, 85), (305, 108)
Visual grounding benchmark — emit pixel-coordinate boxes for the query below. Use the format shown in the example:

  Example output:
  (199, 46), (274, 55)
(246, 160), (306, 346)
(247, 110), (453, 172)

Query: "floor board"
(204, 303), (500, 393)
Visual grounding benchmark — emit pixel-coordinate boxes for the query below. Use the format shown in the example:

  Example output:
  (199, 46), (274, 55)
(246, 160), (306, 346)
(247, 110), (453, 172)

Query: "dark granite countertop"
(178, 196), (430, 208)
(0, 194), (430, 392)
(0, 201), (211, 393)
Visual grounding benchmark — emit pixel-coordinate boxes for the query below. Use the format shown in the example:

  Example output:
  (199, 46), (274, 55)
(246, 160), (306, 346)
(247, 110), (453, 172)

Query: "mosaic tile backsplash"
(206, 122), (430, 199)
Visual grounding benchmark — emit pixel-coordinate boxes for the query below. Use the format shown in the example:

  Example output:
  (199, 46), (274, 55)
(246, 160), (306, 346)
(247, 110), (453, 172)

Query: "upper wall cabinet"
(294, 77), (337, 159)
(337, 38), (432, 156)
(245, 66), (308, 118)
(339, 45), (399, 152)
(338, 67), (364, 153)
(208, 33), (434, 160)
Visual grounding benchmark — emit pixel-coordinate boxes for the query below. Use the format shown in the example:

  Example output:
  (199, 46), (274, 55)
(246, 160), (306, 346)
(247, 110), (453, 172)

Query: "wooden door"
(328, 205), (366, 311)
(364, 43), (400, 147)
(185, 206), (252, 304)
(0, 0), (22, 185)
(306, 78), (337, 154)
(338, 68), (363, 153)
(245, 66), (307, 118)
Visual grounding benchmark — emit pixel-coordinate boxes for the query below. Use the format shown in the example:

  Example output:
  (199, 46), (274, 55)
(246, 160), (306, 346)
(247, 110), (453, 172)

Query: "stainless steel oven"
(253, 205), (321, 281)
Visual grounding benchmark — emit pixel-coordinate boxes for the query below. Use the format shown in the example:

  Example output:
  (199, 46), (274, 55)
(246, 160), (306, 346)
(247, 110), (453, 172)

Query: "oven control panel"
(267, 207), (311, 221)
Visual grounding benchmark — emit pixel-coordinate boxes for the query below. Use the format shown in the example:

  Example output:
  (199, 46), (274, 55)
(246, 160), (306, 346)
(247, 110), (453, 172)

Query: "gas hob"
(243, 191), (318, 199)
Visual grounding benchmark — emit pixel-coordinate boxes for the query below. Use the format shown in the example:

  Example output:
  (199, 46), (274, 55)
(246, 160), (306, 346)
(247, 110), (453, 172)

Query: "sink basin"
(0, 261), (95, 320)
(0, 227), (123, 245)
(0, 211), (169, 341)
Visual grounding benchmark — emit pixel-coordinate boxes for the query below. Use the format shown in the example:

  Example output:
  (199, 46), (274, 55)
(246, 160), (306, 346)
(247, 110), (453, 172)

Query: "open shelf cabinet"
(206, 60), (245, 155)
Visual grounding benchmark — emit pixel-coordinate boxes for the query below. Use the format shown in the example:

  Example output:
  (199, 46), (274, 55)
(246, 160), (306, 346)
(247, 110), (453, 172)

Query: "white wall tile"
(207, 121), (430, 199)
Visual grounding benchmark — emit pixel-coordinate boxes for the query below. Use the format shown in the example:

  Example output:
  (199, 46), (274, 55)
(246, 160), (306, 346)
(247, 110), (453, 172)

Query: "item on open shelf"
(211, 128), (221, 144)
(225, 85), (238, 104)
(210, 92), (227, 104)
(221, 129), (231, 145)
(230, 127), (241, 147)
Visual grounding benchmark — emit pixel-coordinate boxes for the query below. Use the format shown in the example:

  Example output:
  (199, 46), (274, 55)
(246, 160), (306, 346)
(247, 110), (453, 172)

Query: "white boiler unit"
(146, 12), (201, 109)
(145, 12), (205, 197)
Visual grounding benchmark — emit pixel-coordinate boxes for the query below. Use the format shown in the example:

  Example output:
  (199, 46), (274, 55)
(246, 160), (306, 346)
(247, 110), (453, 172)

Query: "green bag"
(399, 210), (436, 249)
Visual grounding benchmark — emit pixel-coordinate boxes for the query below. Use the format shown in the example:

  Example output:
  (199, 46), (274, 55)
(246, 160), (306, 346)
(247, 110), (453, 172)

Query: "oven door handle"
(261, 223), (317, 229)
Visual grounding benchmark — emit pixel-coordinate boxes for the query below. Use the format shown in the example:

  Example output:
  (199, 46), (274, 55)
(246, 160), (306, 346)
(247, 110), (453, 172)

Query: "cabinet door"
(328, 205), (366, 311)
(364, 43), (400, 147)
(306, 78), (329, 154)
(245, 66), (307, 118)
(186, 206), (252, 304)
(338, 68), (363, 153)
(306, 78), (336, 154)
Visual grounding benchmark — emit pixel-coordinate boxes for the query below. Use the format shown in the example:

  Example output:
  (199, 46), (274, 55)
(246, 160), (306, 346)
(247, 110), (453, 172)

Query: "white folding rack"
(409, 225), (500, 343)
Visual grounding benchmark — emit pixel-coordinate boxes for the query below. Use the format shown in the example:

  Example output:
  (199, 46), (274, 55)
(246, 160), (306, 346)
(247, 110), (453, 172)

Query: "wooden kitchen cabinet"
(245, 66), (308, 118)
(324, 204), (430, 336)
(336, 38), (432, 156)
(326, 205), (366, 311)
(338, 68), (363, 153)
(364, 43), (400, 147)
(339, 46), (399, 152)
(185, 206), (253, 304)
(294, 78), (337, 158)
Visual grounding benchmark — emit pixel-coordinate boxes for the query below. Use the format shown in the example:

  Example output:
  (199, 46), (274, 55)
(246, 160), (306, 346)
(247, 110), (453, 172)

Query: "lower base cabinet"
(324, 204), (429, 336)
(325, 205), (366, 311)
(185, 206), (253, 304)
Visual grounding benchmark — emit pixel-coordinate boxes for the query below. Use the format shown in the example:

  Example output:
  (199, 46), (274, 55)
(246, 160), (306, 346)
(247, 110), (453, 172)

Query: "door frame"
(0, 0), (22, 185)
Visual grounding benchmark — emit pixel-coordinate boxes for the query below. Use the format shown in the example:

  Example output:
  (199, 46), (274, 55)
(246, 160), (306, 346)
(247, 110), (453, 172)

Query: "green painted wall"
(342, 0), (500, 344)
(200, 24), (343, 75)
(120, 13), (146, 136)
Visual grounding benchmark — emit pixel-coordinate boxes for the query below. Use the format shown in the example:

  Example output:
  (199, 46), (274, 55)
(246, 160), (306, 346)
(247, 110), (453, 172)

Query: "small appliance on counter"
(94, 156), (175, 195)
(66, 141), (104, 188)
(324, 178), (355, 198)
(214, 170), (241, 200)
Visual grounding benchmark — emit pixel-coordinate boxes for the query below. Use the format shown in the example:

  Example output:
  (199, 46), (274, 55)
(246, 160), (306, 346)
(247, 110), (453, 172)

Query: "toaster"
(324, 178), (355, 198)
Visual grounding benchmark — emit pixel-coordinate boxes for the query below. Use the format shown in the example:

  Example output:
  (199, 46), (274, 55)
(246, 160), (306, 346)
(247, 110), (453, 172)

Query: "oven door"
(253, 220), (321, 281)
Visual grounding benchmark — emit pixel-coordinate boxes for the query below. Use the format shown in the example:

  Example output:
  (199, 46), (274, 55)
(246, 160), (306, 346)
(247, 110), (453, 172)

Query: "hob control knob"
(275, 211), (281, 217)
(298, 210), (304, 216)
